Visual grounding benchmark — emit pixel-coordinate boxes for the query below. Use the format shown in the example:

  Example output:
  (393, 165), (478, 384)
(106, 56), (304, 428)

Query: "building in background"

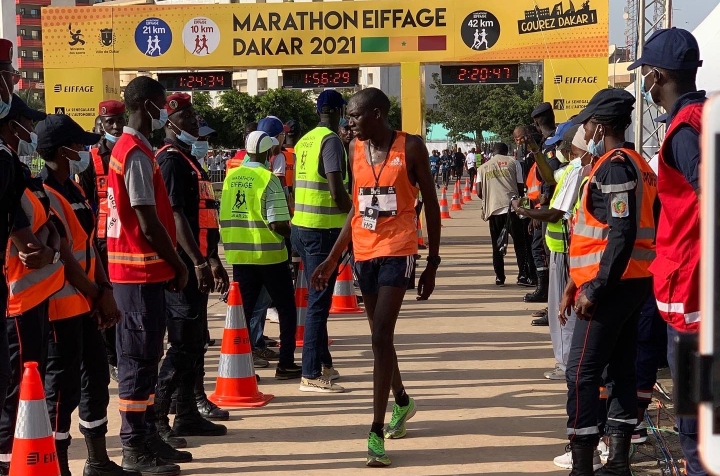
(0, 0), (93, 100)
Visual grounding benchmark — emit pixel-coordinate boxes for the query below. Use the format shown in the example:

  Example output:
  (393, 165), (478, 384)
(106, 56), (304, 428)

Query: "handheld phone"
(699, 93), (720, 474)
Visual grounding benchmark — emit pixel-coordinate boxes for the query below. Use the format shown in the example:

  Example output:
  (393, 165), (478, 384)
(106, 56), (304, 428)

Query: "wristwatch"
(426, 255), (441, 267)
(51, 248), (60, 264)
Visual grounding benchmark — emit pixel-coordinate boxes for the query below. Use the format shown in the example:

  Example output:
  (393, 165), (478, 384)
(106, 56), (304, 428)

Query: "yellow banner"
(44, 68), (120, 130)
(543, 57), (609, 122)
(42, 0), (608, 70)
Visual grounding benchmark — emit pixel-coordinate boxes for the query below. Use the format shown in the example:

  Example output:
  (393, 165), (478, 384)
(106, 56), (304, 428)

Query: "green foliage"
(19, 88), (45, 113)
(387, 96), (402, 131)
(428, 73), (542, 146)
(255, 88), (317, 137)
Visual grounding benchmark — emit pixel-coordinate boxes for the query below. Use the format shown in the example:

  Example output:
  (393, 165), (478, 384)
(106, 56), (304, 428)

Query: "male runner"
(311, 88), (441, 467)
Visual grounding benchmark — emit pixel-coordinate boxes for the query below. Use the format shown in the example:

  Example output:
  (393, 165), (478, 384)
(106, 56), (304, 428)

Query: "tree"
(255, 88), (317, 136)
(19, 88), (45, 113)
(387, 96), (402, 131)
(215, 90), (260, 148)
(428, 73), (542, 146)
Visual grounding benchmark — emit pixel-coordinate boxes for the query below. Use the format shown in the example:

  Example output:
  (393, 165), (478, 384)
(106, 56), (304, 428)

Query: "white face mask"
(586, 124), (606, 157)
(68, 149), (91, 175)
(13, 122), (36, 156)
(148, 103), (168, 131)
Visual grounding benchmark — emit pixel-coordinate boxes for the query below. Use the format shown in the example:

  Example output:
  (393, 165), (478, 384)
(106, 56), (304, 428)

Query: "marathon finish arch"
(41, 0), (609, 132)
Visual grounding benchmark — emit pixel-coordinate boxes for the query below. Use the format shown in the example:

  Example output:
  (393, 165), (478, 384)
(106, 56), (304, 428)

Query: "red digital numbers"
(442, 64), (518, 85)
(304, 70), (352, 86)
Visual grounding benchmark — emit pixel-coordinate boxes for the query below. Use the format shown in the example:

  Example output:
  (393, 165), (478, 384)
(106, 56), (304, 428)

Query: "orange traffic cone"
(439, 186), (452, 219)
(209, 282), (274, 408)
(9, 362), (60, 476)
(463, 177), (473, 201)
(417, 217), (426, 249)
(451, 182), (463, 211)
(330, 262), (364, 315)
(295, 262), (308, 347)
(473, 180), (479, 196)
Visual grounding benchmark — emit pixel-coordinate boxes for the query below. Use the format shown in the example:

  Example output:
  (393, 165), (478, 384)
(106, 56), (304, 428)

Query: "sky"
(609, 0), (720, 45)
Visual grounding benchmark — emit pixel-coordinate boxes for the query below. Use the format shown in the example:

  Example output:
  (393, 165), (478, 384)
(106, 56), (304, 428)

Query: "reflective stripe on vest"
(45, 185), (94, 321)
(545, 165), (573, 253)
(157, 145), (220, 257)
(219, 165), (288, 265)
(91, 148), (108, 239)
(6, 189), (65, 316)
(292, 127), (348, 229)
(525, 163), (541, 202)
(568, 148), (657, 287)
(106, 132), (177, 283)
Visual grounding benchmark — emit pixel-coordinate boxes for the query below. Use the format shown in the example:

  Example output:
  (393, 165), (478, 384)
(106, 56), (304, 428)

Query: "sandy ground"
(61, 193), (674, 475)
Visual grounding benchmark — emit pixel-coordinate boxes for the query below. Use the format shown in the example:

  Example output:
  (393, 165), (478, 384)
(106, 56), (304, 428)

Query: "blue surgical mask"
(191, 140), (209, 158)
(148, 103), (168, 131)
(586, 125), (605, 157)
(13, 122), (37, 156)
(176, 129), (197, 146)
(640, 70), (657, 104)
(68, 150), (91, 175)
(104, 132), (119, 143)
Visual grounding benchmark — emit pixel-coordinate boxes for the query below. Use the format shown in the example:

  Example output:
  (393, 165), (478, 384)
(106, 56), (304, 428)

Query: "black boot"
(57, 439), (72, 476)
(173, 394), (227, 437)
(121, 445), (180, 476)
(154, 396), (187, 449)
(84, 436), (141, 476)
(146, 434), (193, 464)
(568, 443), (596, 476)
(525, 270), (549, 302)
(195, 369), (229, 421)
(594, 435), (632, 475)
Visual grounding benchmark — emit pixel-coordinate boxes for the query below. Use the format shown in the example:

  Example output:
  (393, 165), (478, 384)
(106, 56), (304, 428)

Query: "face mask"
(586, 125), (606, 157)
(176, 128), (197, 146)
(68, 150), (91, 175)
(0, 77), (12, 120)
(191, 140), (209, 158)
(104, 132), (119, 143)
(148, 103), (168, 131)
(14, 122), (37, 156)
(641, 70), (657, 104)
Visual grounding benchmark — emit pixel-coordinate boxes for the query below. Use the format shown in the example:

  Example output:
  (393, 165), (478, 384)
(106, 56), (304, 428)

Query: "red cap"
(165, 93), (192, 115)
(98, 100), (125, 116)
(0, 39), (13, 64)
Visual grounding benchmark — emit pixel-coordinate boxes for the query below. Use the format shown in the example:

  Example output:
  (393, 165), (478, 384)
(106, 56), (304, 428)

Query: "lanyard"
(366, 131), (396, 189)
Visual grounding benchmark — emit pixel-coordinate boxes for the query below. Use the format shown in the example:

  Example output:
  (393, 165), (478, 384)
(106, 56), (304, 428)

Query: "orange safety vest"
(226, 150), (246, 170)
(157, 145), (220, 257)
(351, 132), (419, 261)
(525, 162), (541, 202)
(106, 131), (177, 284)
(281, 149), (294, 188)
(569, 148), (657, 288)
(5, 189), (64, 316)
(44, 184), (95, 321)
(90, 147), (109, 239)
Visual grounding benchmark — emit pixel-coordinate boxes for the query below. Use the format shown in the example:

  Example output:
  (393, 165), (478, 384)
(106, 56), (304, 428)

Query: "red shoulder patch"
(609, 149), (628, 163)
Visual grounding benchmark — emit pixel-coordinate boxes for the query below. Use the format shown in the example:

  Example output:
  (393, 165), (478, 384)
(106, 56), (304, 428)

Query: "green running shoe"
(366, 432), (391, 467)
(384, 397), (416, 439)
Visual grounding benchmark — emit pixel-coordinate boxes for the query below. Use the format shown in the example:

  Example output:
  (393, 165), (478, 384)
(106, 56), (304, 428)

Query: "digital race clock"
(157, 72), (233, 91)
(282, 68), (359, 89)
(440, 64), (520, 85)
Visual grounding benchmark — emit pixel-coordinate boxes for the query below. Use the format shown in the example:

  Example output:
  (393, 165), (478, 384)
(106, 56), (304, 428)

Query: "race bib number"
(358, 186), (398, 217)
(611, 192), (629, 218)
(362, 205), (380, 231)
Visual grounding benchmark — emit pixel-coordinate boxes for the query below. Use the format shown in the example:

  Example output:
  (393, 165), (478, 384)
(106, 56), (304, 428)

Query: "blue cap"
(628, 27), (703, 71)
(257, 115), (289, 137)
(545, 120), (574, 146)
(316, 89), (346, 114)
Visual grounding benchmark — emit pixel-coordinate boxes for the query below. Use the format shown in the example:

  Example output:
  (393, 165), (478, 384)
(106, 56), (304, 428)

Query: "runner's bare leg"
(363, 287), (406, 425)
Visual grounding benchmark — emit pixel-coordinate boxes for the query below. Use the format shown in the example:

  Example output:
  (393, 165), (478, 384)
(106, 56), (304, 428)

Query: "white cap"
(245, 131), (279, 155)
(571, 126), (589, 152)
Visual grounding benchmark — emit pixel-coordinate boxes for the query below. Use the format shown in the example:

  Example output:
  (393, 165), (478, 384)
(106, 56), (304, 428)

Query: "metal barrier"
(208, 169), (226, 184)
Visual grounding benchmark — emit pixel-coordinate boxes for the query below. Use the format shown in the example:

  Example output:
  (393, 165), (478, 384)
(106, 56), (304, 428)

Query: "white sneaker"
(544, 367), (566, 380)
(299, 376), (344, 393)
(322, 366), (340, 381)
(552, 446), (603, 471)
(266, 307), (280, 323)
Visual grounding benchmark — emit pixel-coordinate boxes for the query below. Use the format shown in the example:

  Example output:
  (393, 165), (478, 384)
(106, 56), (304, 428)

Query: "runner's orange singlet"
(351, 131), (419, 261)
